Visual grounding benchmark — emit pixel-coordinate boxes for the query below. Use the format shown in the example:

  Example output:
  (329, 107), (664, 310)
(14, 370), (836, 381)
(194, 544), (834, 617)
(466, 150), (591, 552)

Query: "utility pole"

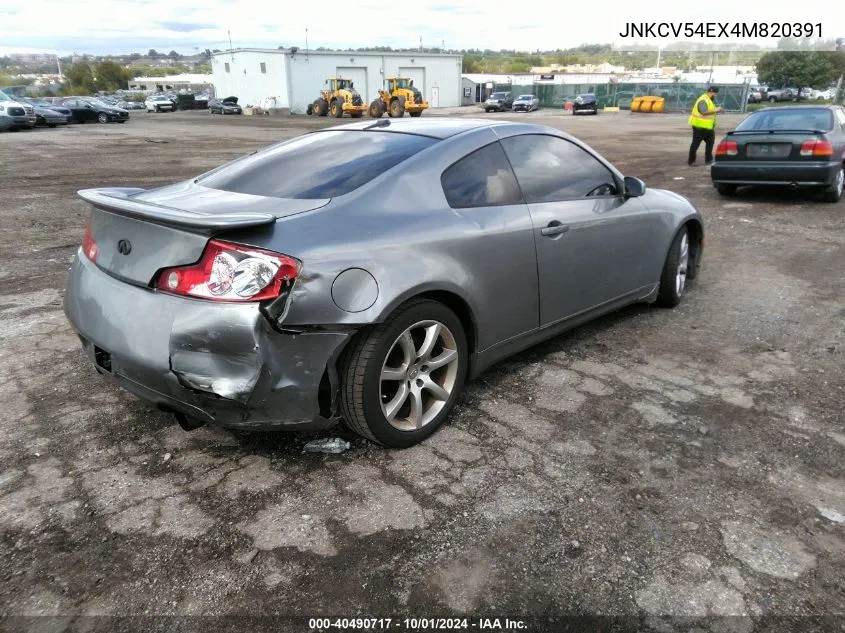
(305, 28), (309, 59)
(420, 36), (423, 53)
(56, 52), (63, 80)
(228, 30), (234, 61)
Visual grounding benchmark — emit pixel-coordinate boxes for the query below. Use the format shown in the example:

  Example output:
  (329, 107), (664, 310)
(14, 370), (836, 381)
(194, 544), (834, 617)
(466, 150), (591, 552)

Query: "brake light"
(800, 140), (833, 157)
(715, 140), (738, 156)
(82, 220), (98, 262)
(156, 239), (299, 302)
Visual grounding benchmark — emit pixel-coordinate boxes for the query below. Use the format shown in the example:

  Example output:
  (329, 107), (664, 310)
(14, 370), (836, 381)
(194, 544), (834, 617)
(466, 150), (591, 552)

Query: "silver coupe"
(64, 118), (705, 448)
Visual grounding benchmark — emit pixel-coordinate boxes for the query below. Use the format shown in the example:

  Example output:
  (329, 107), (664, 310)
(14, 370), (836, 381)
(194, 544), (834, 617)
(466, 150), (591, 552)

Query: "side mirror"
(623, 176), (646, 197)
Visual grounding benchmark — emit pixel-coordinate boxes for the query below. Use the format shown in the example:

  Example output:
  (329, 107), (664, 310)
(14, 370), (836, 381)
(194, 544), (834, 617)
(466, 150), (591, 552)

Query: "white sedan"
(145, 96), (175, 112)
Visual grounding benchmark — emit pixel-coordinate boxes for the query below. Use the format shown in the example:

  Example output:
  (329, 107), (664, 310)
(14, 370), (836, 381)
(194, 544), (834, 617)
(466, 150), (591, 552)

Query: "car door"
(440, 140), (540, 345)
(499, 133), (660, 327)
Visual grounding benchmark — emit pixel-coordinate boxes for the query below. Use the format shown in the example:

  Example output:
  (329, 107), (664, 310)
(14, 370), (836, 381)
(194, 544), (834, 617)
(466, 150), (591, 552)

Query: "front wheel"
(97, 113), (108, 124)
(368, 100), (383, 118)
(716, 184), (737, 196)
(340, 299), (467, 448)
(409, 110), (422, 117)
(656, 227), (690, 308)
(822, 166), (844, 203)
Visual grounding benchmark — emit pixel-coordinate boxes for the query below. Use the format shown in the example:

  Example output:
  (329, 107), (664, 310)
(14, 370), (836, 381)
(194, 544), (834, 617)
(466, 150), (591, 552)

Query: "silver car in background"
(512, 94), (540, 112)
(64, 119), (704, 448)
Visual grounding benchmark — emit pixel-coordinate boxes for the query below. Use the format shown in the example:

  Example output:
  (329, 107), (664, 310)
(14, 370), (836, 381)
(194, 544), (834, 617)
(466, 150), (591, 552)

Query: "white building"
(129, 74), (214, 93)
(211, 48), (463, 114)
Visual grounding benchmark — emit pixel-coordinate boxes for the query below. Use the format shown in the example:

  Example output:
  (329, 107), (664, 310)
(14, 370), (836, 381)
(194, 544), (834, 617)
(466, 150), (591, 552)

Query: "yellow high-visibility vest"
(689, 94), (716, 129)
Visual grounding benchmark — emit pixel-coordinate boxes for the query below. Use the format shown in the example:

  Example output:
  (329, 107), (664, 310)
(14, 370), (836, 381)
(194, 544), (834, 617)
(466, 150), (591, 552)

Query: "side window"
(440, 142), (523, 209)
(500, 134), (619, 202)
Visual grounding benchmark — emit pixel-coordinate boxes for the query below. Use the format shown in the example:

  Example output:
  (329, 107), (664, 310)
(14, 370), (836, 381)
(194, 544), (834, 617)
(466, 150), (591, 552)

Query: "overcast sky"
(0, 0), (840, 56)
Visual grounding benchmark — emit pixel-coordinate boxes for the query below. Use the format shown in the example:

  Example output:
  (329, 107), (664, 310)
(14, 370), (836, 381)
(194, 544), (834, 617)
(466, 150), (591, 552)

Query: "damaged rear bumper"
(63, 252), (352, 430)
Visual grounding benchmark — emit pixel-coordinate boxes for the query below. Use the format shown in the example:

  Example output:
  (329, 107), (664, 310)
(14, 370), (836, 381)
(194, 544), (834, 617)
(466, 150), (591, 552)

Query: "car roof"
(322, 118), (521, 140)
(749, 105), (836, 113)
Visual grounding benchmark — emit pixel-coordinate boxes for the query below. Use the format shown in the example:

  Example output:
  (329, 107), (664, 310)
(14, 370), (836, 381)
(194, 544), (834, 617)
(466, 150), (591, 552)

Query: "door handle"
(541, 222), (570, 237)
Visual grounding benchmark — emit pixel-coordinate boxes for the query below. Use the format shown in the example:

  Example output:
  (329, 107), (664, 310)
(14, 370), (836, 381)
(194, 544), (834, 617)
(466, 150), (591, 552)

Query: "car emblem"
(117, 239), (132, 255)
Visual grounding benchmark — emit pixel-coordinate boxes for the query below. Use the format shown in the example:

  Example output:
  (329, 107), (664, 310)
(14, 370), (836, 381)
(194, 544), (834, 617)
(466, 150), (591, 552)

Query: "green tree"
(505, 61), (530, 73)
(148, 49), (159, 58)
(756, 51), (845, 89)
(64, 61), (97, 93)
(94, 60), (131, 91)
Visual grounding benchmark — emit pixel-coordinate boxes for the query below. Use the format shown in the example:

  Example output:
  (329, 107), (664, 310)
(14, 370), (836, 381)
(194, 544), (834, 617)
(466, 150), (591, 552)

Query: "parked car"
(64, 118), (705, 448)
(483, 92), (513, 112)
(119, 101), (145, 110)
(572, 93), (599, 115)
(32, 104), (70, 127)
(746, 86), (764, 103)
(711, 105), (845, 203)
(145, 95), (175, 112)
(61, 98), (129, 123)
(209, 97), (242, 114)
(511, 94), (540, 112)
(0, 90), (36, 130)
(765, 88), (796, 102)
(25, 98), (73, 123)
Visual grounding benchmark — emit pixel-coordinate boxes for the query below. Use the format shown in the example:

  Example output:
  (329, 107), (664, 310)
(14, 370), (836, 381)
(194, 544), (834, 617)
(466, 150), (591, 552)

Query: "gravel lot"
(1, 108), (843, 632)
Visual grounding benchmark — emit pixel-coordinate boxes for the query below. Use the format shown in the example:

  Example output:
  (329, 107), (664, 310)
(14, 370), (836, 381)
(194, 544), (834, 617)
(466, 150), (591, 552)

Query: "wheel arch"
(322, 287), (479, 422)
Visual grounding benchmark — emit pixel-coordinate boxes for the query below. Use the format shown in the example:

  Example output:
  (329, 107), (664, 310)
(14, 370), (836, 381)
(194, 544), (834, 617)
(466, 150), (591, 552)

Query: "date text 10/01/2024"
(619, 22), (823, 38)
(308, 618), (527, 630)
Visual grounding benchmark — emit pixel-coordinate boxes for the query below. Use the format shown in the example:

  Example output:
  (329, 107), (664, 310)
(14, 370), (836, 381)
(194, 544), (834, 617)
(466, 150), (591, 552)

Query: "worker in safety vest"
(688, 86), (723, 166)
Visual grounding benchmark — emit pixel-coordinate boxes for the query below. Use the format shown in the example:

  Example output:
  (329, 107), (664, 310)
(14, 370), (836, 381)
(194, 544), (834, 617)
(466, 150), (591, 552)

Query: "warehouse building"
(211, 48), (463, 114)
(129, 74), (214, 93)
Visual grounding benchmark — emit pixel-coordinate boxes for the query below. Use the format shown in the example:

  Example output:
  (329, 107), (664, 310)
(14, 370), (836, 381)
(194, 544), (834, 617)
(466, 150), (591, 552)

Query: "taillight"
(82, 220), (98, 262)
(715, 140), (738, 156)
(800, 139), (833, 157)
(156, 239), (299, 302)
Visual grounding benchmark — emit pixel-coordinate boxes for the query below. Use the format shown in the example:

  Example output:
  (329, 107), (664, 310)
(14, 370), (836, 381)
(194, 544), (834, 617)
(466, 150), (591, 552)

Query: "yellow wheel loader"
(368, 77), (429, 118)
(307, 78), (367, 118)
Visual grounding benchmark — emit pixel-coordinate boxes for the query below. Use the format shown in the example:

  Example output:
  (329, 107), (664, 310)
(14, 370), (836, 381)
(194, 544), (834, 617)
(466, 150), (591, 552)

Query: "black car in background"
(209, 97), (242, 114)
(711, 105), (845, 203)
(60, 97), (129, 123)
(483, 92), (513, 112)
(572, 93), (599, 115)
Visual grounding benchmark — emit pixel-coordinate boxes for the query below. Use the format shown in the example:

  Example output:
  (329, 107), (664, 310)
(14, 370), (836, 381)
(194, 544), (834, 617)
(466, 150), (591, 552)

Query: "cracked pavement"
(1, 110), (844, 632)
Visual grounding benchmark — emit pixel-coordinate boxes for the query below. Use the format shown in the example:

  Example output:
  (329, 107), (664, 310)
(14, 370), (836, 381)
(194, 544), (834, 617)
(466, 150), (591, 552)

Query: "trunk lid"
(722, 129), (831, 162)
(79, 182), (329, 286)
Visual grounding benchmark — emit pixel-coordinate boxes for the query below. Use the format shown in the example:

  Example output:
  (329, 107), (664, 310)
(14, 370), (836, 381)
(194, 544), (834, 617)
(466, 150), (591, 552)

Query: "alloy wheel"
(379, 320), (460, 431)
(676, 231), (689, 297)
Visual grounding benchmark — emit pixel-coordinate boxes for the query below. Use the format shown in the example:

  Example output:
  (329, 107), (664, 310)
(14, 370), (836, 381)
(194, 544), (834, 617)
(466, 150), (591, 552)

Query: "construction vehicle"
(307, 78), (367, 118)
(368, 77), (428, 118)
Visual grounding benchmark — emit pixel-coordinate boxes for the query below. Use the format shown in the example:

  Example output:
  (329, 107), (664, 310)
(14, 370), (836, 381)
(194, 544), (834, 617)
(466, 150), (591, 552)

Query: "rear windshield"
(736, 108), (834, 132)
(518, 95), (534, 99)
(198, 130), (438, 199)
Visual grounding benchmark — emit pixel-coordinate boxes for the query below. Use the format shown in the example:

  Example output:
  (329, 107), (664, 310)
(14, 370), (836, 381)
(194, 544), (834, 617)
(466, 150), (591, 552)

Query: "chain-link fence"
(492, 82), (750, 112)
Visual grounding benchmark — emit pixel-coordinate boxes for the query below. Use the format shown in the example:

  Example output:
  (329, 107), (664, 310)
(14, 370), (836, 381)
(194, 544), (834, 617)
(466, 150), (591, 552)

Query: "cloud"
(156, 21), (217, 33)
(0, 0), (837, 55)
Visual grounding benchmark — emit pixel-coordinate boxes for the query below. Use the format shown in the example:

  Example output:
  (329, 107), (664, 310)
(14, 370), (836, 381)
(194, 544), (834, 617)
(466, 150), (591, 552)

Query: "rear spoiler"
(727, 129), (827, 136)
(77, 187), (276, 233)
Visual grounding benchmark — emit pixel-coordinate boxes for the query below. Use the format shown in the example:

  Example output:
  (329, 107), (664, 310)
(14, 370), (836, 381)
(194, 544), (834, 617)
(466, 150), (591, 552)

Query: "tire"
(822, 166), (844, 203)
(306, 103), (313, 115)
(330, 99), (343, 118)
(340, 299), (468, 448)
(409, 110), (422, 117)
(368, 100), (383, 118)
(656, 226), (690, 308)
(48, 123), (57, 128)
(716, 184), (737, 196)
(97, 112), (108, 124)
(36, 116), (45, 127)
(314, 98), (328, 117)
(350, 111), (364, 118)
(768, 96), (777, 103)
(389, 98), (405, 118)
